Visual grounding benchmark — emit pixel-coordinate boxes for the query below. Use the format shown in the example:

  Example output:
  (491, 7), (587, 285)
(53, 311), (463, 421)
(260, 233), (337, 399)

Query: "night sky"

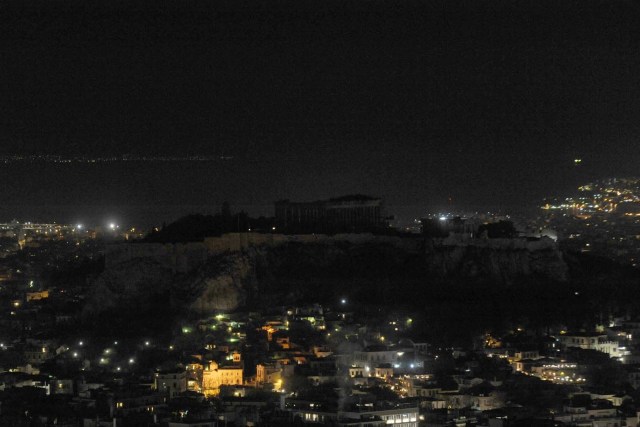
(1, 0), (639, 226)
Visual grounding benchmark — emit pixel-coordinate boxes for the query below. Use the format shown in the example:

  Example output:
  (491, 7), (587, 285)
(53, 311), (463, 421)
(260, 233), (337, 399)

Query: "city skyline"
(2, 1), (640, 423)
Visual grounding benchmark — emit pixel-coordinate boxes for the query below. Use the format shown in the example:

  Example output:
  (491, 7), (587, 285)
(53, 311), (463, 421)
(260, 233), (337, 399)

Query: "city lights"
(1, 1), (638, 420)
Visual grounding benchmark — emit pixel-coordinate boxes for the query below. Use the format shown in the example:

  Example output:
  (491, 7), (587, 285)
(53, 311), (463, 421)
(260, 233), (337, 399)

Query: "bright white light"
(439, 216), (447, 221)
(79, 341), (84, 346)
(109, 223), (116, 230)
(129, 358), (135, 364)
(77, 224), (83, 230)
(341, 298), (347, 304)
(145, 341), (150, 346)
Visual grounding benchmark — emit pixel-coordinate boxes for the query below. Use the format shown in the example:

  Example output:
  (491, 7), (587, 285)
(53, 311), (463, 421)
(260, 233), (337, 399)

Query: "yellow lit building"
(202, 361), (243, 396)
(26, 290), (49, 302)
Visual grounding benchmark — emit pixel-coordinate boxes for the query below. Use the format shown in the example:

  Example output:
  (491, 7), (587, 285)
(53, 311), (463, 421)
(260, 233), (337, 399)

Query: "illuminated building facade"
(202, 361), (243, 396)
(558, 333), (624, 358)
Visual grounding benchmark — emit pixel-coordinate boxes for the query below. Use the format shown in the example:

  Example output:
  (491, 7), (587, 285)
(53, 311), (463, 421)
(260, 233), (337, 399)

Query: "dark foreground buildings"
(275, 195), (386, 233)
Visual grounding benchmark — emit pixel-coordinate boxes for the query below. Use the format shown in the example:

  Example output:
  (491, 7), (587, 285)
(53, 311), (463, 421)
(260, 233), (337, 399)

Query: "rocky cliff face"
(188, 253), (256, 313)
(88, 236), (569, 317)
(424, 237), (568, 283)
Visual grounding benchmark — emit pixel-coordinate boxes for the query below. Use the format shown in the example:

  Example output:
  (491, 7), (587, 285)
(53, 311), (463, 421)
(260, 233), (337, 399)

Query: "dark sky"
(1, 0), (640, 225)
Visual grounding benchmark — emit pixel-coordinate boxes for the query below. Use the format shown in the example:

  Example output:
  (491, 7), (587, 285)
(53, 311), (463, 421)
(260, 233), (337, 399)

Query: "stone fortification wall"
(105, 232), (560, 279)
(105, 232), (421, 272)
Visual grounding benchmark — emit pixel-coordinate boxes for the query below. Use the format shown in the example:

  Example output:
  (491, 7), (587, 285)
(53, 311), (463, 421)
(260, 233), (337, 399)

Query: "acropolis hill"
(96, 232), (568, 314)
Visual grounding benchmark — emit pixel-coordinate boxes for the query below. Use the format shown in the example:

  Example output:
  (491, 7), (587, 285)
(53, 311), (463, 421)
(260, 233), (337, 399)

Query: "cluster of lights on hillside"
(542, 178), (640, 214)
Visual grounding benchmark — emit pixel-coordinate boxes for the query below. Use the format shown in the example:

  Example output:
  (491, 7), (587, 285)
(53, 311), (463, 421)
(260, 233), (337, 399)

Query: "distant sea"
(0, 160), (541, 229)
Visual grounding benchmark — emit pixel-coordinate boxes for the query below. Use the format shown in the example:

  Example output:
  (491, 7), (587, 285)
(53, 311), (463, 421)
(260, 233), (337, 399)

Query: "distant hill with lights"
(540, 178), (640, 267)
(542, 177), (640, 215)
